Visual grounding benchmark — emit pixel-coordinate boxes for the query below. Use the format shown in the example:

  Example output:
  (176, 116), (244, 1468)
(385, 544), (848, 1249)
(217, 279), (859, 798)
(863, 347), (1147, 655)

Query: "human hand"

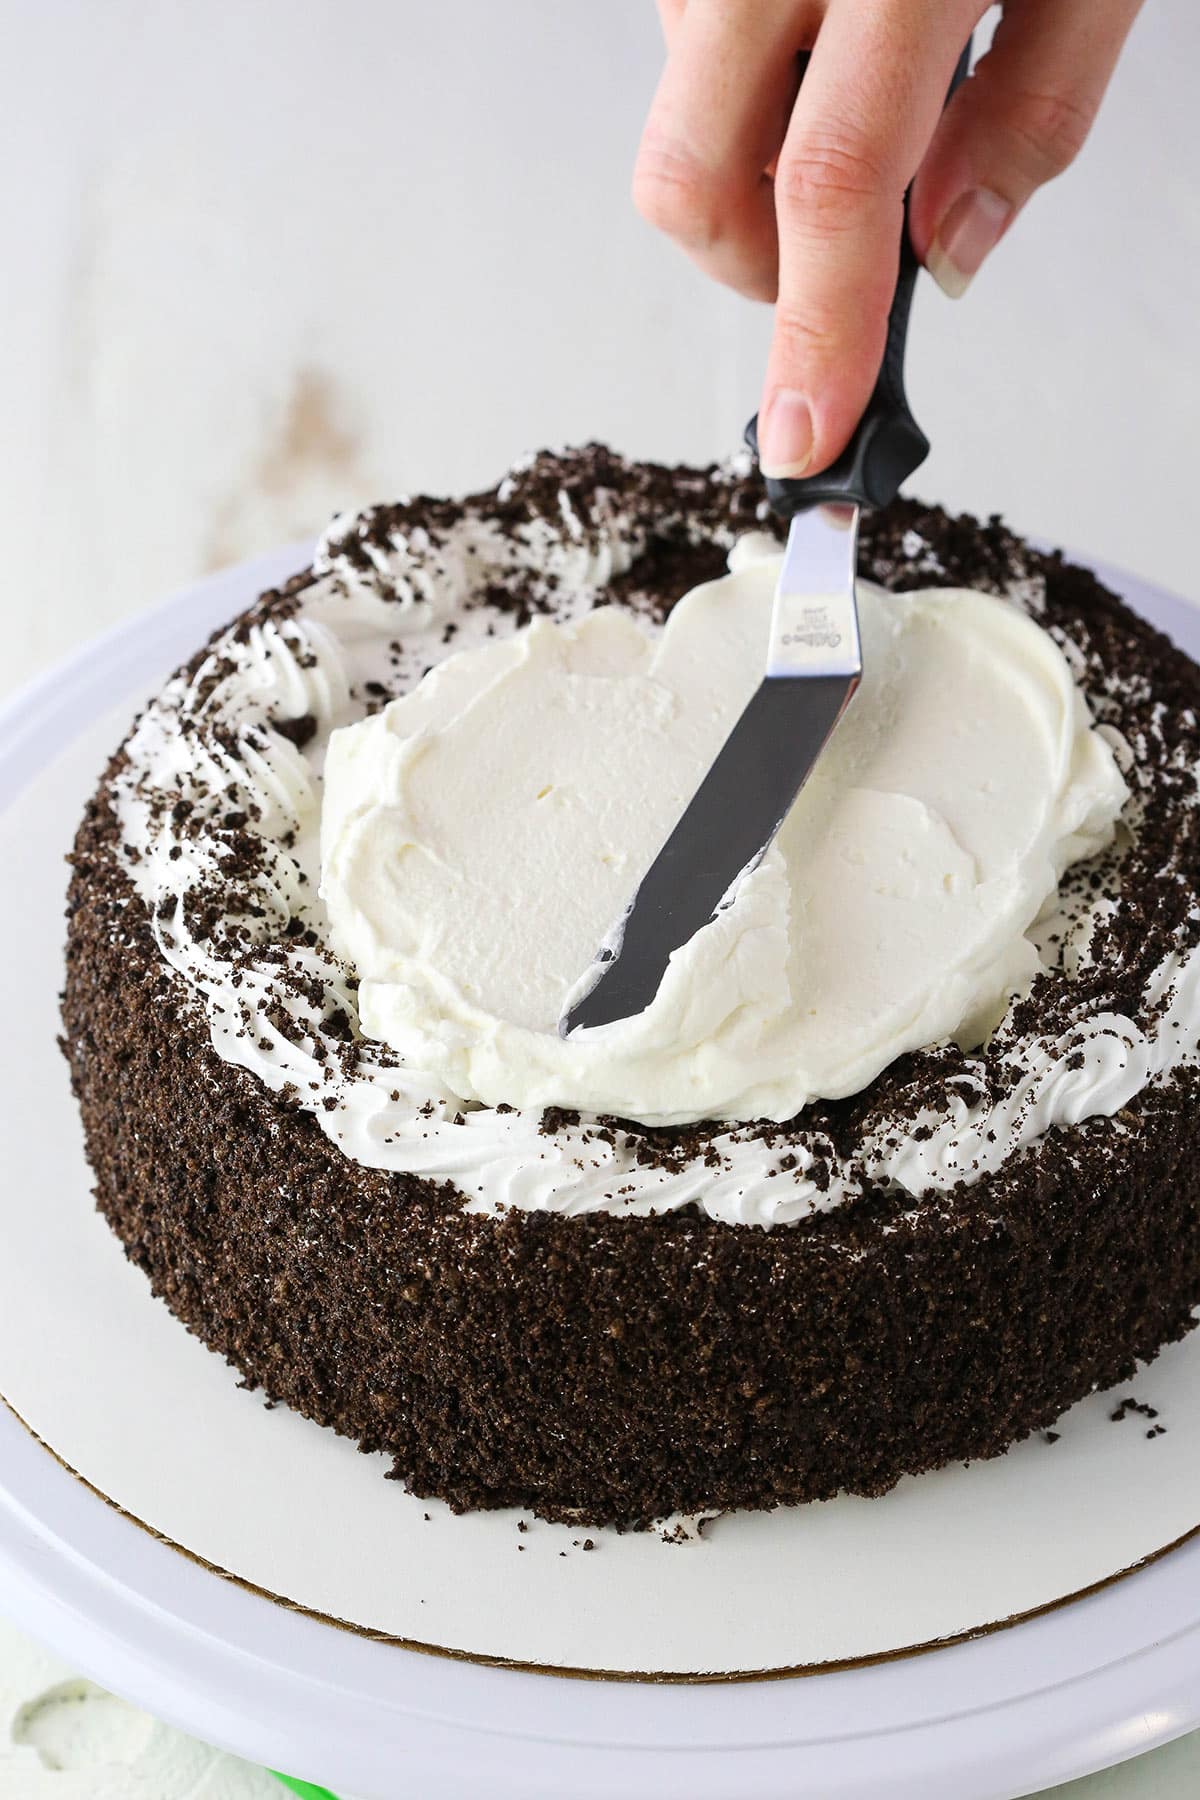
(634, 0), (1144, 477)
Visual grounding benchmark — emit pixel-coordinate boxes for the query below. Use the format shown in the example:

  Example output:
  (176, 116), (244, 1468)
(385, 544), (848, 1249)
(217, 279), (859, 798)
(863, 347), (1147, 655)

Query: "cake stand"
(1, 541), (1199, 1800)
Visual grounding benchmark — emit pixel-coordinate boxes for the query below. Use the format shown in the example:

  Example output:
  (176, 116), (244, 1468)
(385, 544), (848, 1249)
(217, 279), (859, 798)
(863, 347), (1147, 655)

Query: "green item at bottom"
(269, 1774), (341, 1800)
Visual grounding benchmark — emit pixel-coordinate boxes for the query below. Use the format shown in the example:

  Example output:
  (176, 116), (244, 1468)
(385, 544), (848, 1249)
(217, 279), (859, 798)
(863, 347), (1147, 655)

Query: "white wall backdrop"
(1, 0), (1197, 699)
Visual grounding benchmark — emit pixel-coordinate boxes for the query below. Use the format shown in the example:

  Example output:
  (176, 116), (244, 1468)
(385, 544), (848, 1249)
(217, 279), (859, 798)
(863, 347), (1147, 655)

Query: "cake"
(61, 446), (1200, 1526)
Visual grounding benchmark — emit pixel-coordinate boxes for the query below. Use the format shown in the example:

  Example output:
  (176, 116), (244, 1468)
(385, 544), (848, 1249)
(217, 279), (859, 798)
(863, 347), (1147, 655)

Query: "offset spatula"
(560, 45), (971, 1039)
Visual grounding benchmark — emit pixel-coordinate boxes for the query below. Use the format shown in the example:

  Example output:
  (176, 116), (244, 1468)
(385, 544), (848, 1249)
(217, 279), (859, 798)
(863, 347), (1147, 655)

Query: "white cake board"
(2, 544), (1200, 1799)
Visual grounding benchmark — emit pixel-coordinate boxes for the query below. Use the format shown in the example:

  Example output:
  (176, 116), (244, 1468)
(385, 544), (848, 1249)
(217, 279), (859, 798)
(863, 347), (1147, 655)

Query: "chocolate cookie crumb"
(60, 448), (1200, 1527)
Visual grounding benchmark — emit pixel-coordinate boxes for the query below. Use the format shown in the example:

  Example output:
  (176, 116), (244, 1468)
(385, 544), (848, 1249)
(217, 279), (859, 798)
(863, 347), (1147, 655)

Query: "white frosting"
(320, 545), (1127, 1126)
(108, 463), (1200, 1226)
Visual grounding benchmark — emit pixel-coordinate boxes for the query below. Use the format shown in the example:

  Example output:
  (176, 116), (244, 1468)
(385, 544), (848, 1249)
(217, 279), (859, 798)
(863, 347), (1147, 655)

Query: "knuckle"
(775, 130), (890, 225)
(770, 301), (846, 363)
(1002, 85), (1095, 178)
(737, 267), (779, 304)
(772, 280), (890, 373)
(632, 139), (727, 250)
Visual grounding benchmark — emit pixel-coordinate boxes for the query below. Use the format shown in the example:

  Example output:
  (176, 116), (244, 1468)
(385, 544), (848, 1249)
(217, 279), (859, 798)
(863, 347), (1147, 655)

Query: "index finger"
(760, 0), (979, 476)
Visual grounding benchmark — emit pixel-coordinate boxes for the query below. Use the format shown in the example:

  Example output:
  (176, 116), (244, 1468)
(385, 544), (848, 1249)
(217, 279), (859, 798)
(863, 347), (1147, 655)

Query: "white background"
(2, 1), (1199, 702)
(1, 2), (1198, 1793)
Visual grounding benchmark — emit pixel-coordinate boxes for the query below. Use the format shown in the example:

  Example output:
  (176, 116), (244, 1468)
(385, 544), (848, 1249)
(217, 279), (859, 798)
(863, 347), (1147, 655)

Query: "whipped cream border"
(109, 461), (1200, 1228)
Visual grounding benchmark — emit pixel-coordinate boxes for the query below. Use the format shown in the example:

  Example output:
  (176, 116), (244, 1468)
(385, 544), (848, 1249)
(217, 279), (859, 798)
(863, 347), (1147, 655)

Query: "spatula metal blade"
(558, 505), (862, 1038)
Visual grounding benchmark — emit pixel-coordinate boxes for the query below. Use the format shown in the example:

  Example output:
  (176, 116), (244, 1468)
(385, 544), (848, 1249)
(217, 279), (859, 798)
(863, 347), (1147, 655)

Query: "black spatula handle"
(745, 38), (972, 517)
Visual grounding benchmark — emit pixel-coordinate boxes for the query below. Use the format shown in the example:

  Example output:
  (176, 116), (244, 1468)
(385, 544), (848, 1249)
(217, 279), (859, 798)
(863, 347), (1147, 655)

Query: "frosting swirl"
(109, 453), (1200, 1227)
(319, 542), (1126, 1125)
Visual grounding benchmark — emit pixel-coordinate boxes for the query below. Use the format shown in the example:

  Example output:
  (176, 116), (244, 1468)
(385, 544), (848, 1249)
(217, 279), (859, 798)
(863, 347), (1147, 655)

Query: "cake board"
(1, 542), (1200, 1798)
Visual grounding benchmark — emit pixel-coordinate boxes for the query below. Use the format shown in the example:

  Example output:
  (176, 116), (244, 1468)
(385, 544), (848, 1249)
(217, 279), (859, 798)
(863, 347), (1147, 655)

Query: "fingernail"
(927, 187), (1012, 299)
(758, 389), (814, 479)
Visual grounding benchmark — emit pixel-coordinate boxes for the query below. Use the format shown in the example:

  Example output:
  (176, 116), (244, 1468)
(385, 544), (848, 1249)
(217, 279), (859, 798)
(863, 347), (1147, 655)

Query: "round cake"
(61, 446), (1200, 1526)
